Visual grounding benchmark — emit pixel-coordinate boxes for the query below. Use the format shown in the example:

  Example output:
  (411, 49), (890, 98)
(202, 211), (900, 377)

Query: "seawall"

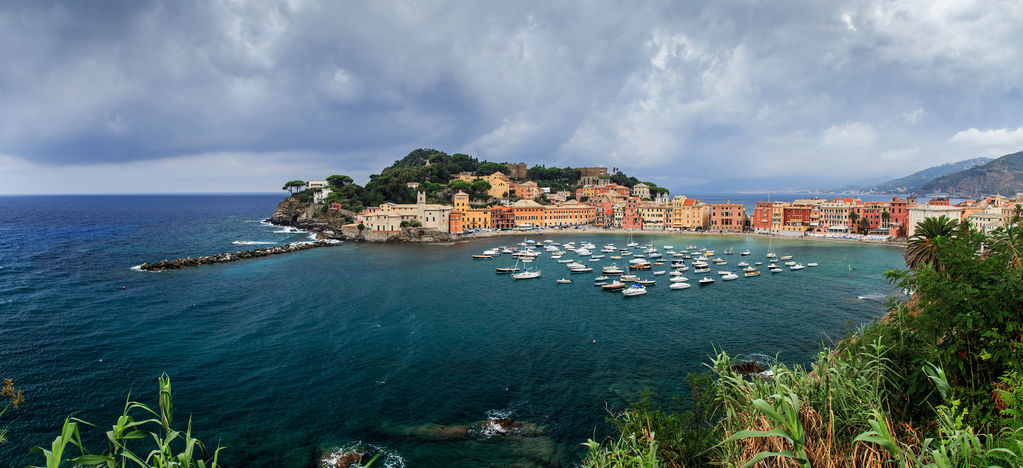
(137, 241), (341, 271)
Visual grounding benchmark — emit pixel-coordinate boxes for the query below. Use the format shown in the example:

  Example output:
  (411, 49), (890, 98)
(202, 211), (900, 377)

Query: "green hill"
(866, 157), (992, 194)
(919, 150), (1023, 196)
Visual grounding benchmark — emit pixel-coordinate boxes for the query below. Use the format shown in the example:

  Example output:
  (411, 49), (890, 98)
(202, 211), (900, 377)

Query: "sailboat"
(626, 230), (638, 248)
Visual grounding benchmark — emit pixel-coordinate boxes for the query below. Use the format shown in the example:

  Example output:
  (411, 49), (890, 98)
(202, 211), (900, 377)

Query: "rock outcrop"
(270, 196), (459, 243)
(138, 241), (340, 271)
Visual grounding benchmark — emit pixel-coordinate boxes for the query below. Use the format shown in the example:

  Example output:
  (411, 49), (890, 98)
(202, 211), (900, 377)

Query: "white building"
(308, 180), (328, 189)
(357, 192), (453, 233)
(631, 183), (651, 199)
(907, 205), (962, 237)
(313, 187), (332, 204)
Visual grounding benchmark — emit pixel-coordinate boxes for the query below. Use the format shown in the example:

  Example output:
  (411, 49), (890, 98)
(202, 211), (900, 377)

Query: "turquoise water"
(0, 195), (904, 467)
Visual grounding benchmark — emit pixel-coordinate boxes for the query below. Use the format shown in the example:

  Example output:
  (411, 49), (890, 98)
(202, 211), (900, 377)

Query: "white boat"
(556, 278), (573, 284)
(521, 257), (534, 263)
(590, 254), (605, 259)
(610, 255), (623, 260)
(754, 261), (762, 266)
(807, 262), (818, 267)
(602, 264), (624, 275)
(737, 261), (749, 267)
(669, 270), (684, 276)
(472, 255), (492, 260)
(716, 270), (733, 276)
(513, 269), (542, 280)
(652, 270), (666, 276)
(693, 267), (710, 273)
(602, 281), (626, 291)
(780, 255), (793, 261)
(740, 250), (751, 256)
(669, 276), (688, 283)
(784, 261), (796, 266)
(622, 284), (647, 296)
(566, 262), (586, 269)
(575, 248), (592, 256)
(483, 249), (500, 256)
(723, 248), (734, 255)
(669, 281), (691, 290)
(594, 275), (610, 281)
(495, 267), (520, 274)
(789, 263), (806, 270)
(722, 273), (739, 281)
(636, 279), (656, 286)
(620, 274), (640, 282)
(742, 265), (757, 272)
(698, 276), (715, 285)
(769, 266), (783, 273)
(570, 267), (594, 273)
(743, 270), (760, 277)
(557, 259), (573, 264)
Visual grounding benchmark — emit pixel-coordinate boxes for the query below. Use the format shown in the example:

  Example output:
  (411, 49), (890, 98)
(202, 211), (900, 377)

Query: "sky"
(1, 0), (1022, 194)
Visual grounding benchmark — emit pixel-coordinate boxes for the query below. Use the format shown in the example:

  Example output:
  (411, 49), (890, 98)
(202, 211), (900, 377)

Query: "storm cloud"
(1, 0), (1021, 193)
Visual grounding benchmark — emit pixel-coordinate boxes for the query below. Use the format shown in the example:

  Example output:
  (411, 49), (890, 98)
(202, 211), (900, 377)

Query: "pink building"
(710, 203), (746, 231)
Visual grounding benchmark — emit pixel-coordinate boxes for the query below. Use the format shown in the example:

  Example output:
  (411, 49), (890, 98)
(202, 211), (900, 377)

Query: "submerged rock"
(389, 418), (547, 441)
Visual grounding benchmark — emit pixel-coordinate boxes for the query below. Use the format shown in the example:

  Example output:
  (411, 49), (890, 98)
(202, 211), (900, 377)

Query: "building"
(621, 197), (642, 230)
(670, 197), (710, 230)
(576, 183), (630, 201)
(313, 187), (332, 204)
(452, 191), (492, 231)
(967, 209), (1005, 234)
(637, 200), (670, 230)
(510, 181), (541, 200)
(504, 162), (528, 179)
(710, 202), (746, 232)
(451, 172), (511, 199)
(578, 167), (609, 178)
(579, 176), (610, 186)
(358, 192), (454, 233)
(490, 206), (515, 230)
(818, 198), (863, 233)
(906, 205), (963, 236)
(307, 180), (328, 189)
(632, 183), (651, 199)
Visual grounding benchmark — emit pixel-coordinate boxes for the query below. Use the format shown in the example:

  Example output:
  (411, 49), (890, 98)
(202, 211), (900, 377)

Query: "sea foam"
(232, 241), (277, 245)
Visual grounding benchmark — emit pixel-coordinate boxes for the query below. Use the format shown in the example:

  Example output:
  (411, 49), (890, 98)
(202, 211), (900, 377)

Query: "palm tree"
(905, 215), (959, 270)
(881, 210), (891, 227)
(848, 210), (859, 232)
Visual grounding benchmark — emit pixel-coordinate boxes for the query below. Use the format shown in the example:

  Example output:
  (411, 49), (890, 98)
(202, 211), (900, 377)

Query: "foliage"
(399, 219), (422, 228)
(857, 217), (871, 234)
(904, 215), (959, 270)
(290, 188), (318, 204)
(29, 374), (222, 468)
(610, 171), (640, 188)
(641, 182), (670, 196)
(887, 221), (1023, 423)
(325, 175), (354, 188)
(469, 179), (491, 195)
(1, 378), (25, 444)
(282, 180), (306, 194)
(475, 162), (509, 176)
(447, 179), (471, 193)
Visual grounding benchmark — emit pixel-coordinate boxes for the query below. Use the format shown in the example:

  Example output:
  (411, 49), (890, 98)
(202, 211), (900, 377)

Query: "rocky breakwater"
(138, 241), (340, 272)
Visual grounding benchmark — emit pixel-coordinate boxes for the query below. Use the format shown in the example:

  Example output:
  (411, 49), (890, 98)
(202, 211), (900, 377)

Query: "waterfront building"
(622, 197), (642, 230)
(452, 191), (492, 231)
(710, 202), (746, 232)
(632, 183), (651, 199)
(542, 200), (596, 227)
(358, 191), (453, 233)
(818, 198), (863, 233)
(907, 205), (963, 236)
(490, 206), (515, 230)
(782, 205), (813, 231)
(670, 197), (710, 230)
(637, 201), (670, 231)
(751, 202), (778, 232)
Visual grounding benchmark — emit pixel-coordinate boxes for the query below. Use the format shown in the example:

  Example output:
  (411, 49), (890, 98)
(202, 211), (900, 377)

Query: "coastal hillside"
(865, 157), (992, 194)
(918, 150), (1023, 196)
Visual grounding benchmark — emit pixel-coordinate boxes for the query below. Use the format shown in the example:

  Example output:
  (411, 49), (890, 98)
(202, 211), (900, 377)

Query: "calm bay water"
(0, 195), (904, 467)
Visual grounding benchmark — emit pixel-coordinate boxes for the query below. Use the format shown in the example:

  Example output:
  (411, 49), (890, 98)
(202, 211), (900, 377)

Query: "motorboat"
(620, 274), (640, 282)
(594, 281), (610, 287)
(557, 259), (574, 263)
(669, 270), (684, 276)
(807, 262), (818, 267)
(780, 255), (793, 261)
(570, 267), (594, 273)
(652, 270), (666, 276)
(472, 255), (492, 260)
(483, 249), (500, 256)
(602, 264), (624, 275)
(602, 281), (626, 291)
(669, 276), (688, 283)
(622, 284), (647, 296)
(698, 276), (715, 285)
(784, 261), (796, 266)
(769, 266), (783, 273)
(723, 248), (734, 255)
(610, 255), (623, 260)
(669, 281), (691, 290)
(594, 275), (610, 281)
(789, 263), (806, 271)
(556, 278), (573, 284)
(754, 261), (762, 266)
(743, 270), (761, 277)
(740, 250), (751, 256)
(693, 266), (710, 274)
(495, 267), (520, 274)
(566, 262), (586, 269)
(742, 265), (757, 272)
(636, 279), (656, 286)
(737, 261), (749, 267)
(716, 270), (733, 276)
(513, 269), (542, 280)
(722, 273), (739, 281)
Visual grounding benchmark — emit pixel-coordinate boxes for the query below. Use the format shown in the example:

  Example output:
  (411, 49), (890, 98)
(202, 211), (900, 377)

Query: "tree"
(283, 180), (307, 194)
(848, 210), (859, 230)
(326, 175), (354, 187)
(881, 210), (891, 226)
(904, 215), (959, 270)
(448, 179), (472, 192)
(470, 179), (491, 194)
(857, 217), (871, 234)
(475, 162), (510, 176)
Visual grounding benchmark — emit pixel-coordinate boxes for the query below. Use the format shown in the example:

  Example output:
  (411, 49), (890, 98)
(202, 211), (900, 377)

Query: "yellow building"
(670, 196), (710, 229)
(637, 201), (670, 230)
(451, 172), (511, 199)
(452, 191), (492, 230)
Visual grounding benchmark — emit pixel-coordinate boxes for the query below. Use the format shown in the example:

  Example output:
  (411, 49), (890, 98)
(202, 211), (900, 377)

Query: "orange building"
(710, 203), (746, 231)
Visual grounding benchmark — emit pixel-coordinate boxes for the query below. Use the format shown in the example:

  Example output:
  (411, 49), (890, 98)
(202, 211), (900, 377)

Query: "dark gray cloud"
(1, 0), (1022, 193)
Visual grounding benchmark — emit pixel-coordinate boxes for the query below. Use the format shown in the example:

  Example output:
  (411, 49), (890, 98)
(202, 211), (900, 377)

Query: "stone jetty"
(138, 241), (340, 272)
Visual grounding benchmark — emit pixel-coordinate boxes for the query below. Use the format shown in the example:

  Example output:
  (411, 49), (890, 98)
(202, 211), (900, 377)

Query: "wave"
(274, 227), (306, 234)
(232, 241), (277, 245)
(321, 441), (405, 468)
(857, 293), (887, 301)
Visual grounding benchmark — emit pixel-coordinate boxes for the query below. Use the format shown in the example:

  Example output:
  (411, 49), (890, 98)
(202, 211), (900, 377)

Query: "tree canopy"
(326, 175), (354, 187)
(475, 162), (510, 176)
(283, 180), (307, 194)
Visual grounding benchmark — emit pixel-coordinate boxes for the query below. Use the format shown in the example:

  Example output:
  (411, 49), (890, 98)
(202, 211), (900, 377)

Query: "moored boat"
(698, 276), (715, 285)
(622, 284), (647, 296)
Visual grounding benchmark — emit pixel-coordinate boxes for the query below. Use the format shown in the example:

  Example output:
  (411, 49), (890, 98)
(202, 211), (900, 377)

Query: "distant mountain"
(862, 157), (994, 194)
(919, 151), (1023, 197)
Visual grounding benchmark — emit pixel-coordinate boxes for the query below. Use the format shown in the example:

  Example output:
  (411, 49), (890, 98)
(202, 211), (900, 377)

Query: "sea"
(0, 194), (905, 467)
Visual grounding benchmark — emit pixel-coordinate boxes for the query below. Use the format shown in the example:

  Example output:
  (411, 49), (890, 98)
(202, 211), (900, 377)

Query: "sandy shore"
(459, 227), (906, 247)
